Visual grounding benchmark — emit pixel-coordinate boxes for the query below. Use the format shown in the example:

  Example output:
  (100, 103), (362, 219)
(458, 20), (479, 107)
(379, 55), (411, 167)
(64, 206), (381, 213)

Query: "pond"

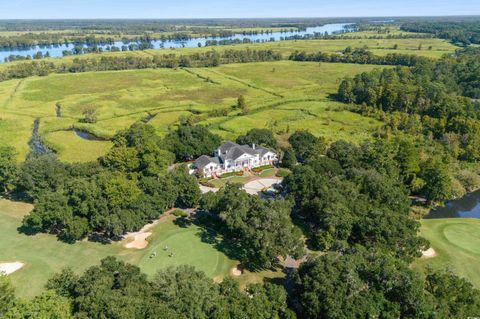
(424, 189), (480, 219)
(73, 128), (105, 141)
(0, 23), (353, 63)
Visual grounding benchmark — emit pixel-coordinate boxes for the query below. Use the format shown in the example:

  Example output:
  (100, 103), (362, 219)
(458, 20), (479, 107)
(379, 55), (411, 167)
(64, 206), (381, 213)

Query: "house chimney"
(252, 143), (256, 150)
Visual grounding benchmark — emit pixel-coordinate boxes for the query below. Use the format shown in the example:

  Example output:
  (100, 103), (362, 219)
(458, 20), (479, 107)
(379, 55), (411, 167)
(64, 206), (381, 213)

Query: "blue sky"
(0, 0), (478, 19)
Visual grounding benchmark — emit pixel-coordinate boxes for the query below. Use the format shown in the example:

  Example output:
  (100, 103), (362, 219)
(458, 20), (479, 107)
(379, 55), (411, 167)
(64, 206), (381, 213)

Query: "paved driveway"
(199, 178), (282, 195)
(243, 178), (281, 195)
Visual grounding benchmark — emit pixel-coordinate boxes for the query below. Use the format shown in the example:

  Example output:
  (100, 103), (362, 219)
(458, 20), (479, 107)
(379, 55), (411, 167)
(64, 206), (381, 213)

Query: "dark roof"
(219, 141), (275, 161)
(256, 147), (271, 157)
(194, 141), (276, 166)
(224, 145), (253, 161)
(194, 155), (220, 169)
(218, 141), (239, 154)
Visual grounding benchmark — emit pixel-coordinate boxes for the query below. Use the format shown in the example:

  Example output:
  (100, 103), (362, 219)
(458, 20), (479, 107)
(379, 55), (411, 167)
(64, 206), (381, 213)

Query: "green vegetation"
(0, 61), (382, 161)
(413, 218), (480, 289)
(2, 18), (480, 318)
(0, 199), (235, 299)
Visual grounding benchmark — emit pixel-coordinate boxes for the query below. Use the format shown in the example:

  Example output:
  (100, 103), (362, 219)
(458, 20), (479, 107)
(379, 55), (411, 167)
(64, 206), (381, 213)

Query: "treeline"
(337, 49), (480, 162)
(0, 258), (295, 318)
(205, 37), (275, 46)
(289, 47), (434, 66)
(0, 48), (282, 82)
(401, 20), (480, 45)
(0, 33), (118, 50)
(1, 255), (479, 318)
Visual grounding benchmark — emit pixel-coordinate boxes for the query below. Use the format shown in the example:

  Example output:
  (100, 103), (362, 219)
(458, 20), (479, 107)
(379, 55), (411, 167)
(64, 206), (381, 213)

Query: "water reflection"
(424, 189), (480, 219)
(0, 23), (353, 63)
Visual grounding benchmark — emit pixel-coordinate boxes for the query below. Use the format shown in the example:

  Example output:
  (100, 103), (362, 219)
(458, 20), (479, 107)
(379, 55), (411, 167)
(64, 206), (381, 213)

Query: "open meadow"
(0, 199), (238, 299)
(0, 60), (383, 162)
(412, 218), (480, 289)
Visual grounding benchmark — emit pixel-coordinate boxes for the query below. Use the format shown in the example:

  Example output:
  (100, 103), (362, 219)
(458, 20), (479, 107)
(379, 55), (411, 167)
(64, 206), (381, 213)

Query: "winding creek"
(0, 23), (353, 62)
(424, 190), (480, 219)
(28, 119), (53, 155)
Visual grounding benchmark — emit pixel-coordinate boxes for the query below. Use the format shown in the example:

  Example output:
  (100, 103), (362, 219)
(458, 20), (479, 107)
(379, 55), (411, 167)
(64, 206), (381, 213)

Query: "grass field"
(57, 36), (460, 62)
(412, 218), (480, 289)
(0, 61), (382, 161)
(0, 199), (237, 299)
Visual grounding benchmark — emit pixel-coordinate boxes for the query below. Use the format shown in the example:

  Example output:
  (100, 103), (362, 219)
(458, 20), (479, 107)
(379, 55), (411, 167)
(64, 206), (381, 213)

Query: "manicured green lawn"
(133, 215), (236, 281)
(412, 218), (480, 288)
(210, 176), (250, 188)
(255, 168), (277, 178)
(0, 199), (236, 299)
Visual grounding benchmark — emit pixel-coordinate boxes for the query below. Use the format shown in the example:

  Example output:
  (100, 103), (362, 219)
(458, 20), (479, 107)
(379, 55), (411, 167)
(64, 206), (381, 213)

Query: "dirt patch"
(0, 262), (24, 275)
(422, 247), (437, 258)
(231, 266), (242, 277)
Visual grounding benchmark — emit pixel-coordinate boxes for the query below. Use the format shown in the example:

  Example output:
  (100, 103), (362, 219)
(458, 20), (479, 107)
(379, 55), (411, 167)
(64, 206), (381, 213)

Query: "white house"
(193, 141), (277, 177)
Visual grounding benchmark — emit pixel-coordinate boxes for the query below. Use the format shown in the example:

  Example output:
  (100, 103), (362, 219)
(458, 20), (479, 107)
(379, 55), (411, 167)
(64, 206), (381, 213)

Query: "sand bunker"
(123, 210), (178, 249)
(0, 262), (24, 275)
(123, 218), (163, 249)
(231, 266), (242, 277)
(125, 232), (153, 249)
(422, 248), (437, 258)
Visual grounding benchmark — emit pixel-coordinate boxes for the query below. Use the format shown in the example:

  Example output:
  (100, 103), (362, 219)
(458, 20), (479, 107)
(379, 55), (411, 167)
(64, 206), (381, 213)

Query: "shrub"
(220, 171), (243, 178)
(276, 168), (291, 178)
(456, 170), (480, 192)
(172, 209), (188, 218)
(451, 177), (466, 199)
(252, 165), (274, 173)
(198, 178), (216, 188)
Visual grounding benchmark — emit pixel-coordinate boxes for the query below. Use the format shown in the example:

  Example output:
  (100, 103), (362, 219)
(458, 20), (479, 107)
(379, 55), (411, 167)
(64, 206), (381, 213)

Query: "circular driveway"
(243, 178), (282, 195)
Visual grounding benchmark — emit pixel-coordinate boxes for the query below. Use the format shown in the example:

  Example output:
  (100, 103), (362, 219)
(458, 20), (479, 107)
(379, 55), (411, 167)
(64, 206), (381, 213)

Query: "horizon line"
(0, 14), (479, 21)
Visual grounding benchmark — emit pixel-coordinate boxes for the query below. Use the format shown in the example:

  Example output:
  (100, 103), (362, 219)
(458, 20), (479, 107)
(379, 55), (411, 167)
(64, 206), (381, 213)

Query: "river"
(0, 23), (353, 63)
(424, 189), (480, 219)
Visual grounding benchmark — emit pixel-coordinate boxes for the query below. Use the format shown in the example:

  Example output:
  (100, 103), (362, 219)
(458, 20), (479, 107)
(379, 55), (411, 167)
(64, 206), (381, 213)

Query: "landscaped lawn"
(412, 218), (480, 289)
(255, 168), (277, 178)
(210, 176), (250, 188)
(0, 199), (236, 299)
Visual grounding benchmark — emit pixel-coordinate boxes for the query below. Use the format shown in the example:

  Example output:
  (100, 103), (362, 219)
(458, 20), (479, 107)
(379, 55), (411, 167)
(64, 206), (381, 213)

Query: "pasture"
(413, 218), (480, 288)
(0, 199), (236, 299)
(0, 61), (382, 162)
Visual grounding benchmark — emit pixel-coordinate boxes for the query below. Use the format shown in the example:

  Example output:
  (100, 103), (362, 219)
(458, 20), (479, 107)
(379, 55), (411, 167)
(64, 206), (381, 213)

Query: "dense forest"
(401, 20), (480, 45)
(337, 48), (480, 165)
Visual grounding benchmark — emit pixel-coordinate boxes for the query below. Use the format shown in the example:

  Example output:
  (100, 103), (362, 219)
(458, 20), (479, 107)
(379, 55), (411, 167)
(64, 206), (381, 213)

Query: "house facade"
(193, 141), (278, 177)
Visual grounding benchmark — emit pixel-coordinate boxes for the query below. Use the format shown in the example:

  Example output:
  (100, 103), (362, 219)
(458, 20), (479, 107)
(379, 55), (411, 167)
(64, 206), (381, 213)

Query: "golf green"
(413, 218), (480, 288)
(136, 216), (235, 279)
